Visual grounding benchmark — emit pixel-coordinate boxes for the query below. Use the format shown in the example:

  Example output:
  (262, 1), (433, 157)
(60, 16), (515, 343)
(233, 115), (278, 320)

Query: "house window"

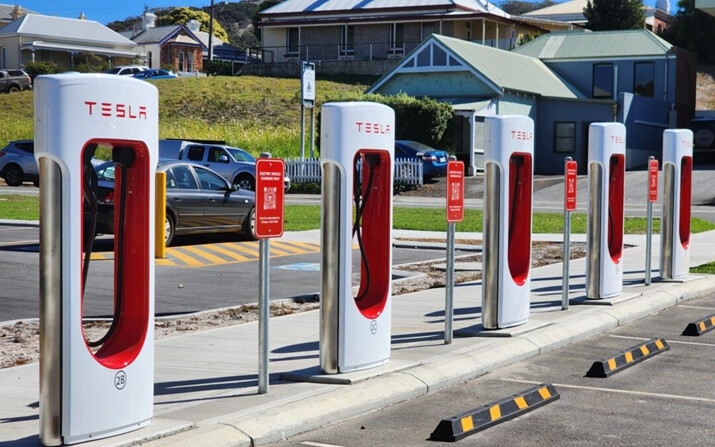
(286, 27), (299, 55)
(433, 45), (447, 66)
(188, 52), (194, 72)
(592, 63), (614, 98)
(389, 23), (404, 54)
(340, 25), (355, 57)
(634, 61), (654, 97)
(147, 51), (152, 68)
(554, 122), (576, 153)
(421, 22), (438, 40)
(417, 47), (430, 67)
(178, 51), (185, 72)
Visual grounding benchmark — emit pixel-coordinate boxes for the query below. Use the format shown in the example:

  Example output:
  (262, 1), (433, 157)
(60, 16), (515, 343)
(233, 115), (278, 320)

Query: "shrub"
(23, 61), (61, 79)
(205, 60), (234, 76)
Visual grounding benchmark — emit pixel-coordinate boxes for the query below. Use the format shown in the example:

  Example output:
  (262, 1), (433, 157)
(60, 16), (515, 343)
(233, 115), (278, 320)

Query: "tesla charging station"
(660, 129), (693, 279)
(319, 102), (394, 373)
(586, 123), (626, 299)
(35, 74), (157, 445)
(482, 115), (533, 329)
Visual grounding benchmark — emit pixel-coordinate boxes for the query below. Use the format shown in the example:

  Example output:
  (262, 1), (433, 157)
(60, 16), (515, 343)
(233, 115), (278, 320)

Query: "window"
(178, 52), (185, 72)
(195, 167), (227, 191)
(187, 52), (194, 73)
(554, 122), (576, 153)
(208, 147), (229, 163)
(187, 146), (205, 162)
(286, 27), (299, 55)
(634, 61), (654, 97)
(433, 45), (447, 66)
(592, 63), (613, 98)
(168, 166), (198, 190)
(147, 51), (152, 68)
(340, 25), (355, 56)
(421, 22), (438, 40)
(389, 24), (404, 53)
(417, 47), (430, 67)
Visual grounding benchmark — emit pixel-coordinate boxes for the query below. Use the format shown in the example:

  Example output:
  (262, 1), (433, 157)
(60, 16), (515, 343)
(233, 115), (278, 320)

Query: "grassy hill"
(0, 75), (367, 158)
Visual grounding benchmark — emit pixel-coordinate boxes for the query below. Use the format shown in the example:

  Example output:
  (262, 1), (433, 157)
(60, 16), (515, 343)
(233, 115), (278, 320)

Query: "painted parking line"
(88, 240), (322, 268)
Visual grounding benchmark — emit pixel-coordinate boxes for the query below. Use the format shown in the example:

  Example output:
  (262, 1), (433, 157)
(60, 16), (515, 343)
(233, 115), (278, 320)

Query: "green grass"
(690, 261), (715, 274)
(0, 76), (367, 156)
(5, 196), (714, 236)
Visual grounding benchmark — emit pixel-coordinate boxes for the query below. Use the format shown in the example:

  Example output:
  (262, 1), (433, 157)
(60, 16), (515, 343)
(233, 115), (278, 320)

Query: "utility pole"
(208, 0), (215, 62)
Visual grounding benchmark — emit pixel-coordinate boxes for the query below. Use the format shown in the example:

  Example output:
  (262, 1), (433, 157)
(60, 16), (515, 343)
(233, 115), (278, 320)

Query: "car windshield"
(226, 147), (256, 162)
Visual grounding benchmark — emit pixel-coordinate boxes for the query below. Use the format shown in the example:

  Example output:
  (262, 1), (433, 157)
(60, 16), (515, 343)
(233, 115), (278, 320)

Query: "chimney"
(79, 12), (86, 20)
(143, 12), (157, 31)
(187, 19), (201, 33)
(10, 5), (24, 20)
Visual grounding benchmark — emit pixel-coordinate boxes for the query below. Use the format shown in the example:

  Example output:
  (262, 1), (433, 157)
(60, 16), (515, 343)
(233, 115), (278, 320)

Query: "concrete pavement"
(2, 229), (715, 447)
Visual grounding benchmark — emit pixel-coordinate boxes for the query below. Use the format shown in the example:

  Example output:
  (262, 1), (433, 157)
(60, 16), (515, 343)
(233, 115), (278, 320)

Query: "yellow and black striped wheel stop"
(430, 383), (560, 442)
(682, 313), (715, 336)
(586, 337), (669, 378)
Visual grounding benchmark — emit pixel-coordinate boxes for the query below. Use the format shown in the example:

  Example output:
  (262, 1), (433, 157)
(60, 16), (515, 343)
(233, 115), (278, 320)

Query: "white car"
(105, 65), (149, 76)
(0, 140), (37, 186)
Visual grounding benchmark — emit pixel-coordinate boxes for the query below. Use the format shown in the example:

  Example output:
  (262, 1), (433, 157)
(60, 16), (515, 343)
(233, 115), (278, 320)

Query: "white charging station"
(35, 74), (157, 445)
(482, 115), (533, 329)
(319, 102), (394, 374)
(586, 122), (626, 299)
(660, 129), (693, 279)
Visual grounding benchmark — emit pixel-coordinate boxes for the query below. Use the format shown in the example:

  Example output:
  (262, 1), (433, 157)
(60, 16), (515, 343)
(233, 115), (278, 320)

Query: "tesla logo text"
(610, 135), (625, 144)
(510, 130), (533, 141)
(682, 140), (693, 148)
(356, 122), (391, 134)
(85, 101), (147, 120)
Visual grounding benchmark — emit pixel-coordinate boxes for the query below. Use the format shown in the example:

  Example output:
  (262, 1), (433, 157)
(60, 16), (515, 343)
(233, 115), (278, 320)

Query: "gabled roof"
(369, 34), (583, 99)
(514, 29), (673, 60)
(127, 25), (206, 49)
(262, 0), (508, 17)
(0, 14), (135, 48)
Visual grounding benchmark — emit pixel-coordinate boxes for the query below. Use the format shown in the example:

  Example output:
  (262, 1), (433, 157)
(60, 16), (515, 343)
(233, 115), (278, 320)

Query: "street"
(270, 292), (715, 447)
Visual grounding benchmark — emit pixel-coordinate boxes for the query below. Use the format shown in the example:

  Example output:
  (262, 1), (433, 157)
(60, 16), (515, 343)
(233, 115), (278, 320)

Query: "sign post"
(300, 62), (316, 160)
(646, 156), (658, 285)
(445, 160), (464, 344)
(255, 157), (285, 394)
(562, 157), (577, 310)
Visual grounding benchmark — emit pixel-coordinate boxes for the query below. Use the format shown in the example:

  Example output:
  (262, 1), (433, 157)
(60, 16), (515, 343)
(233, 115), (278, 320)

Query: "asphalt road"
(0, 224), (470, 322)
(269, 293), (715, 447)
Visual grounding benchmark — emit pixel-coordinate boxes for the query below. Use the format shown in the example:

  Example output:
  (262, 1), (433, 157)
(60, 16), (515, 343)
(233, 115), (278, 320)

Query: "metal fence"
(284, 157), (423, 187)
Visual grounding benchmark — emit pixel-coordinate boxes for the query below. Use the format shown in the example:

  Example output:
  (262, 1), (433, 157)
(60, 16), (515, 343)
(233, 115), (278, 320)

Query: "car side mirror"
(231, 183), (239, 192)
(219, 155), (229, 163)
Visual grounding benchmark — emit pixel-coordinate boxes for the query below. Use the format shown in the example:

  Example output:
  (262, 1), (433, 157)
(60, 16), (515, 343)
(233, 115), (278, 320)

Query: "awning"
(21, 41), (141, 58)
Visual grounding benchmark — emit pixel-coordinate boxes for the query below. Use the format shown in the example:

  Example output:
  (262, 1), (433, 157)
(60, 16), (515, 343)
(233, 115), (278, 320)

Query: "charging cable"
(352, 153), (381, 302)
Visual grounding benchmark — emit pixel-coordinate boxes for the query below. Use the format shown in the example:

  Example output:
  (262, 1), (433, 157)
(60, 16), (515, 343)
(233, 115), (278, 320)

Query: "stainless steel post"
(258, 238), (270, 394)
(445, 222), (455, 344)
(661, 163), (675, 279)
(310, 107), (315, 159)
(39, 158), (63, 446)
(562, 210), (571, 310)
(482, 162), (500, 329)
(300, 105), (305, 160)
(320, 163), (340, 373)
(586, 163), (603, 299)
(645, 156), (654, 285)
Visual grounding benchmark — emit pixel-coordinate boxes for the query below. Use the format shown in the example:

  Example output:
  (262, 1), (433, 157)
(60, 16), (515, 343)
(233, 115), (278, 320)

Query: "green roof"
(431, 34), (583, 99)
(514, 29), (673, 60)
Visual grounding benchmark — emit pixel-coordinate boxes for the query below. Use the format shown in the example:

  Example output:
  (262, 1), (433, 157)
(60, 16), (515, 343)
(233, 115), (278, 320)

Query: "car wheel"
(165, 213), (175, 247)
(32, 179), (40, 187)
(3, 165), (23, 186)
(234, 174), (255, 191)
(243, 207), (257, 240)
(8, 85), (20, 93)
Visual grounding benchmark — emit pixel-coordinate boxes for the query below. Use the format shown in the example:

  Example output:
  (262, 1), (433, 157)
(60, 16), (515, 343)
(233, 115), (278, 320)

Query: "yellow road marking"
(271, 241), (311, 254)
(607, 358), (617, 370)
(489, 405), (501, 421)
(203, 244), (252, 262)
(288, 241), (321, 251)
(222, 242), (260, 257)
(538, 387), (552, 399)
(165, 248), (206, 267)
(89, 253), (108, 260)
(181, 245), (228, 264)
(514, 396), (528, 410)
(156, 258), (178, 266)
(625, 351), (633, 363)
(640, 345), (650, 356)
(460, 415), (474, 432)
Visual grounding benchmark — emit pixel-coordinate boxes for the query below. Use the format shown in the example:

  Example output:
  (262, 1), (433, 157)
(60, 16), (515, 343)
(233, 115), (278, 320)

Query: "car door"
(204, 146), (233, 181)
(164, 165), (204, 230)
(193, 166), (250, 228)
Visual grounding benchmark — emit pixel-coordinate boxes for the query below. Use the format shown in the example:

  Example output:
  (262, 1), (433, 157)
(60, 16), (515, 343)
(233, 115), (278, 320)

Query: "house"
(696, 0), (715, 16)
(0, 13), (138, 70)
(254, 0), (574, 70)
(368, 30), (696, 175)
(523, 0), (672, 33)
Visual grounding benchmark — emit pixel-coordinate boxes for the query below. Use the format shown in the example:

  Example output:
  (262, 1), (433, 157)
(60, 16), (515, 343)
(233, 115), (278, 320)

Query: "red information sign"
(564, 160), (577, 212)
(648, 158), (659, 203)
(446, 161), (465, 223)
(255, 158), (285, 238)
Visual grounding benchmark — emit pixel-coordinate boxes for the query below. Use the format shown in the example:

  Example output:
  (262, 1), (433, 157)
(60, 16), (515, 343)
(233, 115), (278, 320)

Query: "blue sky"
(18, 1), (668, 26)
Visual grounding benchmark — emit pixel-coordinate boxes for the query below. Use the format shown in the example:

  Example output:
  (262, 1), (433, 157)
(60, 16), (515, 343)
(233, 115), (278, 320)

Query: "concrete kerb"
(145, 274), (715, 447)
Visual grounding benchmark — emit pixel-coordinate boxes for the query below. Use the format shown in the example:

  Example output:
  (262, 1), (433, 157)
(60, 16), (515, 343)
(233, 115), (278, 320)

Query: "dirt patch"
(1, 241), (584, 369)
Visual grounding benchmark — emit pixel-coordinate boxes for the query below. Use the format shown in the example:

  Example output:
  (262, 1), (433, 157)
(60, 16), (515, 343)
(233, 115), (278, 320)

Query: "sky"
(16, 0), (669, 26)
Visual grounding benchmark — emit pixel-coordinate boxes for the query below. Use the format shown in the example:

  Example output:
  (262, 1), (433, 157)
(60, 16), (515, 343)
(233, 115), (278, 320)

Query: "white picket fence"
(284, 157), (423, 187)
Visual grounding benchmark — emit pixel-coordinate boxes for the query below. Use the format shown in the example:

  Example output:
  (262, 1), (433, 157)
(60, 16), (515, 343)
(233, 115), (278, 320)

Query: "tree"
(583, 0), (646, 30)
(659, 0), (715, 64)
(156, 7), (230, 42)
(499, 0), (557, 16)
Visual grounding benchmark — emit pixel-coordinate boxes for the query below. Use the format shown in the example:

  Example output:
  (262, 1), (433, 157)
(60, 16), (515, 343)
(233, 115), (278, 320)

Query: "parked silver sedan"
(0, 140), (37, 186)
